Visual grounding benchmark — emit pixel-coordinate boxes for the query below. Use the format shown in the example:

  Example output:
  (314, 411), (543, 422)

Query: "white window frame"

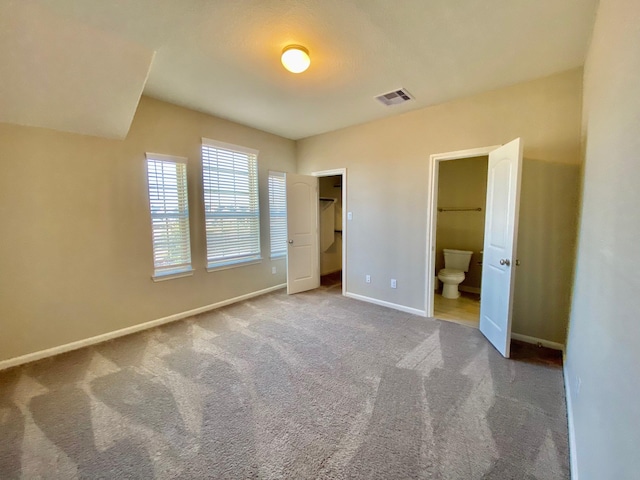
(268, 171), (287, 258)
(201, 138), (262, 271)
(145, 153), (193, 281)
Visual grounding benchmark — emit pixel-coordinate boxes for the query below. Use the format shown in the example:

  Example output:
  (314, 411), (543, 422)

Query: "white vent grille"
(375, 88), (413, 106)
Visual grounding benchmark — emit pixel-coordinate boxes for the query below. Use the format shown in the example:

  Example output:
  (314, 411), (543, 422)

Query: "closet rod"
(438, 207), (482, 212)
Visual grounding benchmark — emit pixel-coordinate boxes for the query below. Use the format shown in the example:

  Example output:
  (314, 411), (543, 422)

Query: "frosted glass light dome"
(281, 45), (310, 73)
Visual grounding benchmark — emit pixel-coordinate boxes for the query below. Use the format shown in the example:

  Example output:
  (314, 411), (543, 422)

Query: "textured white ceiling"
(0, 0), (598, 140)
(0, 0), (156, 138)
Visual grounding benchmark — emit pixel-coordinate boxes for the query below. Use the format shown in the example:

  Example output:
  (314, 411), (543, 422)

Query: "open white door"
(479, 138), (523, 357)
(286, 173), (320, 294)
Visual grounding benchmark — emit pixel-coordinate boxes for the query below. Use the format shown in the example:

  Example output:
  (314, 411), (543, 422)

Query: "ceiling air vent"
(375, 88), (413, 106)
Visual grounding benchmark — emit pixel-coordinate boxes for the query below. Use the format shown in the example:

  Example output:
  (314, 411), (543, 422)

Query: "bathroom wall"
(435, 156), (488, 290)
(319, 175), (343, 275)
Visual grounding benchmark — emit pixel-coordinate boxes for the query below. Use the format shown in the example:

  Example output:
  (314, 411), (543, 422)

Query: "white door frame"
(425, 146), (500, 317)
(312, 168), (347, 296)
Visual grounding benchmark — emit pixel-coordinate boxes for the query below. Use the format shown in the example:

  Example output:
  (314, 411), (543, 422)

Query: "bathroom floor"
(433, 291), (481, 327)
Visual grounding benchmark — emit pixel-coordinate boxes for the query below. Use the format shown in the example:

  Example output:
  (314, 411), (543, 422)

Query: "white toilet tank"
(443, 249), (473, 272)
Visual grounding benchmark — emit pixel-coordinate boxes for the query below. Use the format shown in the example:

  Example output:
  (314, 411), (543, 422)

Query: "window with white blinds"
(202, 138), (261, 270)
(268, 171), (287, 258)
(145, 153), (192, 279)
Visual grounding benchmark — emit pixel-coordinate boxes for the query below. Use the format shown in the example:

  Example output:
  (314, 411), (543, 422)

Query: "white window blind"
(268, 171), (287, 258)
(202, 138), (261, 269)
(145, 153), (192, 278)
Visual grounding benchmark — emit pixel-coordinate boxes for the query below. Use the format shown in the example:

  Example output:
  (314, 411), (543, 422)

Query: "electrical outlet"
(365, 275), (371, 283)
(391, 279), (397, 288)
(271, 266), (277, 274)
(347, 212), (353, 220)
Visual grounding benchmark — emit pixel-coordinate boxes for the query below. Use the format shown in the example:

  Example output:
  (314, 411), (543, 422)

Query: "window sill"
(151, 268), (194, 282)
(207, 257), (262, 273)
(270, 253), (286, 260)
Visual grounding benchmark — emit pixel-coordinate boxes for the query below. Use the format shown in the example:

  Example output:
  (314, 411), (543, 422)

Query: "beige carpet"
(0, 280), (569, 479)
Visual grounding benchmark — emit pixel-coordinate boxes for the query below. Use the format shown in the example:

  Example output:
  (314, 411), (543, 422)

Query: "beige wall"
(0, 96), (296, 362)
(565, 0), (640, 477)
(515, 158), (580, 342)
(319, 176), (343, 275)
(435, 156), (487, 290)
(297, 69), (583, 341)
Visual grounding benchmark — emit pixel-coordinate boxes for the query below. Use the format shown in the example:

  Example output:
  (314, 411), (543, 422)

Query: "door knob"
(288, 240), (293, 245)
(499, 259), (511, 266)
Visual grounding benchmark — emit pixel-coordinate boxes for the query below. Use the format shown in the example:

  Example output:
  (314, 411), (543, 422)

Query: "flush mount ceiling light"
(281, 45), (310, 73)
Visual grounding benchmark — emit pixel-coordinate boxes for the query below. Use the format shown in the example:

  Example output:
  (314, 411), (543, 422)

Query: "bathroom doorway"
(432, 155), (488, 326)
(313, 169), (347, 294)
(425, 146), (497, 327)
(427, 140), (523, 357)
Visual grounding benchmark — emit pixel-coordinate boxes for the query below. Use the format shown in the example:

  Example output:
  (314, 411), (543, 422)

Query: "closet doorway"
(313, 169), (347, 295)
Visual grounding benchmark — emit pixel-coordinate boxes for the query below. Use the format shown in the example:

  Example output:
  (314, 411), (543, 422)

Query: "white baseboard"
(0, 283), (286, 372)
(510, 332), (565, 352)
(459, 285), (481, 294)
(563, 354), (579, 480)
(345, 292), (426, 317)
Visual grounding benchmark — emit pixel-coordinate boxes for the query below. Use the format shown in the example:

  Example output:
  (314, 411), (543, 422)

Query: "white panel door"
(479, 138), (523, 357)
(286, 173), (320, 294)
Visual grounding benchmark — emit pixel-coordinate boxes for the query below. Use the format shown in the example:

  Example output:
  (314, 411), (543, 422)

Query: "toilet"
(437, 249), (473, 299)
